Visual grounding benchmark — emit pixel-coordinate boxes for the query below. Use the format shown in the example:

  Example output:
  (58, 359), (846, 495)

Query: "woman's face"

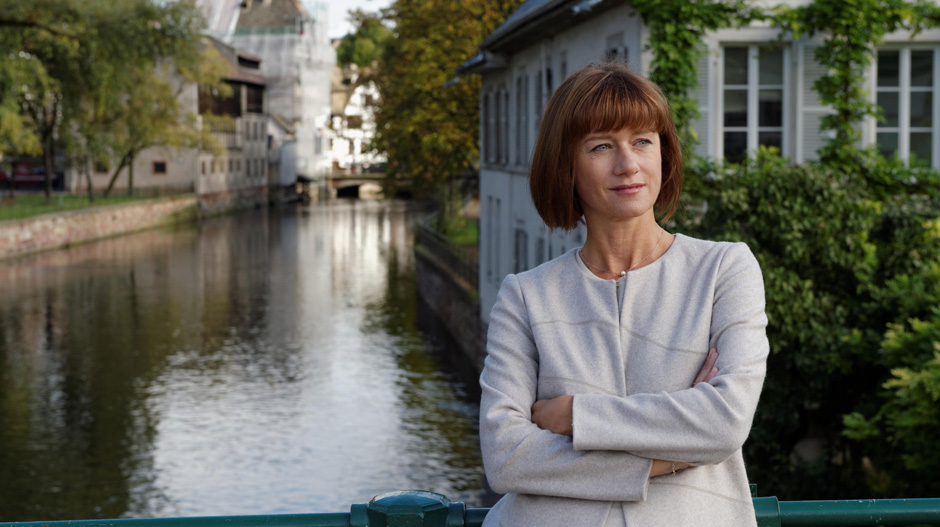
(573, 126), (662, 224)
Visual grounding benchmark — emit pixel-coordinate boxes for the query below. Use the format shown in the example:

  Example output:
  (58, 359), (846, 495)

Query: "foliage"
(336, 10), (393, 68)
(0, 0), (228, 198)
(370, 0), (525, 203)
(675, 145), (940, 498)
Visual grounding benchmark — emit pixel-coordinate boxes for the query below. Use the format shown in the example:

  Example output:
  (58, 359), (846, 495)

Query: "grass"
(0, 192), (166, 222)
(446, 218), (478, 246)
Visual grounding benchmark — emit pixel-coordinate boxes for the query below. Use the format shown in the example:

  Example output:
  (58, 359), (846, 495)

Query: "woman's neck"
(579, 214), (670, 278)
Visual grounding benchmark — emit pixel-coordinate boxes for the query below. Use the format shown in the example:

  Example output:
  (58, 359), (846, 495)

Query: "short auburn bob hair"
(529, 62), (683, 230)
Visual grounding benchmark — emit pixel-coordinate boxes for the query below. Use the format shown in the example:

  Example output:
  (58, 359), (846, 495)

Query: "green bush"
(677, 149), (940, 498)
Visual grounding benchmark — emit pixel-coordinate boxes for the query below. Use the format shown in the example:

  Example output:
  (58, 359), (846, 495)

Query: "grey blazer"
(479, 234), (769, 527)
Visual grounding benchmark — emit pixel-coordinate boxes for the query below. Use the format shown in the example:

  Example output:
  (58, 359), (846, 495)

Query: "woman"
(479, 62), (769, 526)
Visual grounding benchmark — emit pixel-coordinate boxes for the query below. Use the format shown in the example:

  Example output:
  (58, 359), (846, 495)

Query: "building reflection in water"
(0, 201), (483, 521)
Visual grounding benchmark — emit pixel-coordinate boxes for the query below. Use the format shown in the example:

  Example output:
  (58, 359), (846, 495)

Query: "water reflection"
(0, 201), (483, 521)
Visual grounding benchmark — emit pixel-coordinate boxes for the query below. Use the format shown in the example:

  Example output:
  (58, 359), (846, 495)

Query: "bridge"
(327, 172), (385, 199)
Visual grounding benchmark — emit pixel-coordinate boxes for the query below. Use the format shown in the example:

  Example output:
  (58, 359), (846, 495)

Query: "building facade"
(463, 0), (940, 323)
(230, 0), (335, 185)
(328, 64), (385, 178)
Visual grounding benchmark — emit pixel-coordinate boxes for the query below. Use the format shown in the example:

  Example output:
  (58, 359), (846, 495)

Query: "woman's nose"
(615, 147), (639, 176)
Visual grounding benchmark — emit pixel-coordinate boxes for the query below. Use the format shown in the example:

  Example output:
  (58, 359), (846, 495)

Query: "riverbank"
(0, 194), (198, 261)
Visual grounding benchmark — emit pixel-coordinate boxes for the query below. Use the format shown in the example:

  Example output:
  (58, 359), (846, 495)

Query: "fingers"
(693, 348), (719, 386)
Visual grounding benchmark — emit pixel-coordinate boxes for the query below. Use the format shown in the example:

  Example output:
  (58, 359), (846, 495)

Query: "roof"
(206, 36), (267, 86)
(460, 0), (621, 73)
(235, 0), (306, 31)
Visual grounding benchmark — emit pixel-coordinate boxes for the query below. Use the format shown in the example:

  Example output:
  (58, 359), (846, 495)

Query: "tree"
(370, 0), (524, 229)
(0, 0), (226, 199)
(336, 10), (392, 69)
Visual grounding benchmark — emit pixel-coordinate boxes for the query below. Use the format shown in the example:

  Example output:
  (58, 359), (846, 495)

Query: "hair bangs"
(569, 73), (669, 141)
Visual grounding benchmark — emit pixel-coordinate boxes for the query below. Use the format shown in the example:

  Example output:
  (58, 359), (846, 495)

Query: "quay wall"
(0, 195), (198, 261)
(415, 244), (487, 371)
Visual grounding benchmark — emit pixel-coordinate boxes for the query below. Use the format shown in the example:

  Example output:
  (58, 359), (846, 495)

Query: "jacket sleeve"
(480, 274), (655, 502)
(571, 243), (769, 465)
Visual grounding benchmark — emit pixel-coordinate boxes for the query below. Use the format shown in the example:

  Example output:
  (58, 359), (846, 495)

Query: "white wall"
(477, 3), (639, 323)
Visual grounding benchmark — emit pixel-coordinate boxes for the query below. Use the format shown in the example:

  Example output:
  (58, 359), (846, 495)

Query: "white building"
(328, 64), (385, 178)
(230, 0), (335, 185)
(461, 0), (940, 324)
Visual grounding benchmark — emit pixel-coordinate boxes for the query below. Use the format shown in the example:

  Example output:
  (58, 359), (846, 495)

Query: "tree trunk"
(127, 158), (134, 196)
(43, 130), (54, 202)
(103, 153), (131, 198)
(84, 164), (95, 202)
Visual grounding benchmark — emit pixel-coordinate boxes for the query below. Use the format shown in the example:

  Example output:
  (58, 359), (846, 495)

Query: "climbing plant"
(630, 0), (763, 173)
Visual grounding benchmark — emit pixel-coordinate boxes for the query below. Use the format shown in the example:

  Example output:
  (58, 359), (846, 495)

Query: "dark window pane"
(910, 132), (933, 166)
(724, 131), (747, 163)
(878, 50), (900, 87)
(877, 92), (899, 126)
(759, 89), (783, 127)
(911, 50), (933, 87)
(724, 89), (748, 126)
(877, 132), (899, 158)
(724, 47), (749, 85)
(759, 47), (783, 85)
(758, 131), (782, 150)
(910, 92), (933, 127)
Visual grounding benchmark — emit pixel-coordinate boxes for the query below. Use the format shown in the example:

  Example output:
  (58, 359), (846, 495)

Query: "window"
(247, 85), (263, 114)
(495, 89), (503, 163)
(876, 48), (936, 167)
(606, 33), (625, 62)
(516, 77), (523, 164)
(229, 159), (233, 173)
(535, 73), (543, 126)
(201, 160), (206, 175)
(487, 196), (494, 280)
(514, 228), (528, 274)
(536, 237), (546, 265)
(485, 92), (495, 163)
(722, 46), (786, 163)
(560, 51), (567, 80)
(152, 161), (167, 175)
(503, 90), (510, 164)
(524, 75), (530, 161)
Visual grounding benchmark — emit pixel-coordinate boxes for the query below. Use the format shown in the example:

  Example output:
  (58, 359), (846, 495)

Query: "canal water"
(0, 201), (486, 521)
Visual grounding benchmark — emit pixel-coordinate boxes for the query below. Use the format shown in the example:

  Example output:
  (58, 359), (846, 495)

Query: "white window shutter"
(691, 47), (712, 159)
(798, 43), (831, 163)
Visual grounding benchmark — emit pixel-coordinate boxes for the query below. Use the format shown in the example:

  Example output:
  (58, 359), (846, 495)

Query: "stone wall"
(0, 195), (198, 261)
(415, 244), (487, 371)
(198, 186), (268, 215)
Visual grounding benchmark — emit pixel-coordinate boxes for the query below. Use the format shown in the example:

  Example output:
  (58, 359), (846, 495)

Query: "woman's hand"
(531, 395), (574, 436)
(693, 348), (719, 386)
(649, 459), (691, 477)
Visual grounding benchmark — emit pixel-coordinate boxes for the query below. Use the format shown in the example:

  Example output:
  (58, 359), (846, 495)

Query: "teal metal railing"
(2, 490), (939, 527)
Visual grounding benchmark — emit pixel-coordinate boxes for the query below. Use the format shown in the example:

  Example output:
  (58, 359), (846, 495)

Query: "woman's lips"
(611, 184), (644, 195)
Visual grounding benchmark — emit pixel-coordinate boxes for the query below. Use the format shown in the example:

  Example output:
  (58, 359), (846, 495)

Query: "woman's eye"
(592, 143), (611, 151)
(636, 138), (652, 146)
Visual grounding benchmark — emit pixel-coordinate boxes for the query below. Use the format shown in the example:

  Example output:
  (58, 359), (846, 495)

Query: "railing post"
(364, 491), (462, 527)
(754, 496), (782, 527)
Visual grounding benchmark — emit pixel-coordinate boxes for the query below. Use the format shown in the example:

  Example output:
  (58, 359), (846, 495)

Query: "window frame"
(871, 46), (940, 168)
(717, 44), (791, 161)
